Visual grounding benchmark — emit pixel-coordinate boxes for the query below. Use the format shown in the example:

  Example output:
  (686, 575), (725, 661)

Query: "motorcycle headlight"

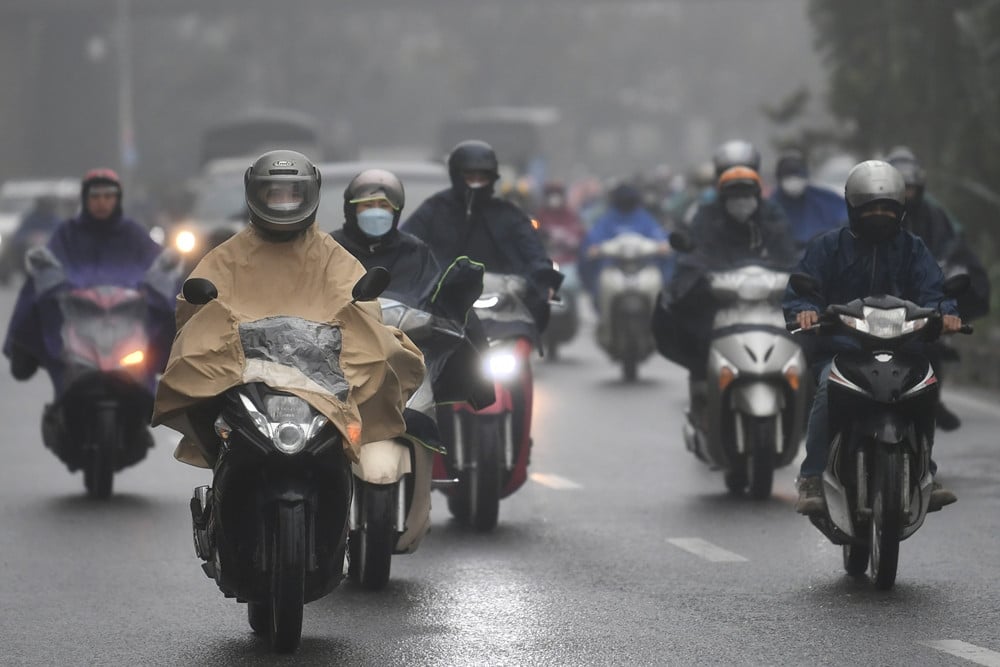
(484, 349), (519, 380)
(841, 307), (915, 339)
(239, 393), (327, 454)
(474, 294), (501, 309)
(174, 229), (198, 254)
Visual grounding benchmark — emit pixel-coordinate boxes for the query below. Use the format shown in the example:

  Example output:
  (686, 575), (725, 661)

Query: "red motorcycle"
(433, 273), (538, 531)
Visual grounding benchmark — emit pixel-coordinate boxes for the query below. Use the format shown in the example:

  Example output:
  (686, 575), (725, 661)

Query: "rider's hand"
(797, 310), (819, 330)
(942, 314), (962, 333)
(586, 246), (600, 259)
(657, 241), (672, 255)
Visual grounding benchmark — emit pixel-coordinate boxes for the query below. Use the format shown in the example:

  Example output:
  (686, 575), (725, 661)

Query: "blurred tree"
(807, 0), (1000, 274)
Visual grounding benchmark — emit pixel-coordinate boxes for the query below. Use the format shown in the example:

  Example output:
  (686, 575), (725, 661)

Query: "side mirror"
(942, 273), (971, 299)
(182, 277), (218, 305)
(788, 273), (822, 300)
(668, 230), (695, 254)
(352, 266), (391, 303)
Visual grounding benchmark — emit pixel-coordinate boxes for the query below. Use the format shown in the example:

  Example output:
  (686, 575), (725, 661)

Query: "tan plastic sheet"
(152, 225), (425, 468)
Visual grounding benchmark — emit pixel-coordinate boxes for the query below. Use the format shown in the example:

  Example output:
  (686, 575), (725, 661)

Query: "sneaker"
(795, 476), (826, 515)
(935, 402), (961, 432)
(927, 481), (957, 512)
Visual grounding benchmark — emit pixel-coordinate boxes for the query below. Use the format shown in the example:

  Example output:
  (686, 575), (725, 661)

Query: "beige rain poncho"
(152, 224), (425, 468)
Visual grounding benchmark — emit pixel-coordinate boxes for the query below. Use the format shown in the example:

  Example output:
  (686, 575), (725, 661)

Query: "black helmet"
(844, 160), (906, 243)
(244, 150), (321, 234)
(343, 168), (405, 235)
(712, 140), (761, 178)
(447, 140), (499, 192)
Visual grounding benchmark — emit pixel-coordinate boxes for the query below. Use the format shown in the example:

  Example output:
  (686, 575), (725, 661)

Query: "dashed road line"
(920, 640), (1000, 666)
(529, 473), (582, 490)
(666, 537), (748, 562)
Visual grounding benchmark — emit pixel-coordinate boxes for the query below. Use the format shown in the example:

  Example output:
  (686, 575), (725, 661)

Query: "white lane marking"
(667, 537), (748, 562)
(920, 640), (1000, 666)
(529, 473), (582, 490)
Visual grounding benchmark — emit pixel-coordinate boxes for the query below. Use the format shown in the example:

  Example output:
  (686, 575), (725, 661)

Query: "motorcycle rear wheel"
(268, 502), (306, 653)
(348, 483), (396, 591)
(870, 448), (903, 590)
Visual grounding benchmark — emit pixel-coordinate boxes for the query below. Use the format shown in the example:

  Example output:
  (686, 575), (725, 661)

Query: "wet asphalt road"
(0, 286), (998, 666)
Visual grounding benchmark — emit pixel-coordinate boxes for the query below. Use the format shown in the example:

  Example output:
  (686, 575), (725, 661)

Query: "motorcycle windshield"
(238, 316), (349, 402)
(59, 286), (150, 374)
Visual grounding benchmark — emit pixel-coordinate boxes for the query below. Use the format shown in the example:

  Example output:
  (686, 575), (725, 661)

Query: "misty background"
(0, 0), (828, 186)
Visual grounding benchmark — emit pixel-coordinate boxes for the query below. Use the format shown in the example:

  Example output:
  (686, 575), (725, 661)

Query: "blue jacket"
(769, 185), (846, 249)
(782, 227), (957, 366)
(4, 214), (175, 393)
(578, 206), (671, 292)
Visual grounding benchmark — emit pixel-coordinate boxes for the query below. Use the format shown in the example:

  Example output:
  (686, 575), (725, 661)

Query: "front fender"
(352, 439), (411, 484)
(854, 411), (911, 445)
(729, 381), (784, 417)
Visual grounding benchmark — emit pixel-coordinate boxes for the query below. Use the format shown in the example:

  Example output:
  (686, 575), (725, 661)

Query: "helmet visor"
(247, 177), (320, 226)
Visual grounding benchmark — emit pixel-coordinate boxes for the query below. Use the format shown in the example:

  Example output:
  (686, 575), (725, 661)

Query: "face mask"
(357, 208), (394, 238)
(853, 214), (901, 244)
(780, 176), (808, 198)
(725, 196), (759, 223)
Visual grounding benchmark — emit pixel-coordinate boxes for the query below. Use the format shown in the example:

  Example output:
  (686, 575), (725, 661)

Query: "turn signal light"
(120, 350), (145, 366)
(718, 366), (737, 391)
(784, 365), (801, 391)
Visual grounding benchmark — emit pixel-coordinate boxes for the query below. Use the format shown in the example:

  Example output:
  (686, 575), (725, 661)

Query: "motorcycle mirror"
(182, 277), (219, 305)
(788, 273), (822, 300)
(668, 230), (695, 253)
(352, 266), (391, 303)
(942, 273), (971, 299)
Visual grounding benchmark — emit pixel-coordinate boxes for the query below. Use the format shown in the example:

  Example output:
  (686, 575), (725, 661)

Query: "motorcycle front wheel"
(745, 417), (777, 500)
(454, 419), (503, 532)
(349, 483), (396, 591)
(83, 407), (117, 500)
(268, 502), (306, 653)
(870, 447), (903, 590)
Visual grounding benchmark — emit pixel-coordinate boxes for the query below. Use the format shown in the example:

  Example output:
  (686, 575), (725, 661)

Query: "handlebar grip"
(785, 321), (799, 333)
(959, 324), (974, 335)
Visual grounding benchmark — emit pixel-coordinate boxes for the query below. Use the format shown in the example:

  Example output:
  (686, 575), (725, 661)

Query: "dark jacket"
(331, 225), (441, 302)
(688, 199), (798, 269)
(403, 188), (561, 331)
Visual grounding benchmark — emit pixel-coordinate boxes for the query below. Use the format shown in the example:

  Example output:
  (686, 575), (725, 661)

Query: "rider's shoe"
(794, 476), (826, 516)
(927, 480), (957, 512)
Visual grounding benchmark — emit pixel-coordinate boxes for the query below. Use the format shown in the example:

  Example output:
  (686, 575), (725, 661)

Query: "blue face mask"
(356, 208), (394, 238)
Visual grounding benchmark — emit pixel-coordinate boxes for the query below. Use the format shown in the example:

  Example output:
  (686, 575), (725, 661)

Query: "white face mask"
(780, 176), (809, 198)
(724, 196), (759, 223)
(356, 208), (394, 238)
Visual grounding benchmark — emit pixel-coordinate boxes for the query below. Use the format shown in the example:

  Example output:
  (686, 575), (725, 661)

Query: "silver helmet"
(844, 160), (906, 242)
(712, 140), (761, 178)
(244, 150), (321, 234)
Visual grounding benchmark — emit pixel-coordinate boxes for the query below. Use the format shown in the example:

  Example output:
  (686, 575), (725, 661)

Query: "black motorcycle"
(185, 270), (390, 652)
(788, 273), (972, 589)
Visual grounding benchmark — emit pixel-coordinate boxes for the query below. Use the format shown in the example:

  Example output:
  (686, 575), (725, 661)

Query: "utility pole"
(116, 0), (137, 190)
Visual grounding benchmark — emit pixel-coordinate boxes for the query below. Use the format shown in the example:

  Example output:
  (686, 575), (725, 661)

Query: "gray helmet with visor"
(244, 150), (321, 233)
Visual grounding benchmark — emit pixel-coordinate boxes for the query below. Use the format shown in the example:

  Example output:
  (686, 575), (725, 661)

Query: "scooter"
(543, 262), (579, 360)
(349, 263), (482, 590)
(787, 273), (972, 589)
(434, 272), (538, 531)
(683, 262), (808, 499)
(25, 246), (180, 498)
(184, 270), (391, 652)
(592, 232), (663, 381)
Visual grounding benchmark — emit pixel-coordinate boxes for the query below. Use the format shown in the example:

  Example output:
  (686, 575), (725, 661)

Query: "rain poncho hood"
(152, 224), (425, 468)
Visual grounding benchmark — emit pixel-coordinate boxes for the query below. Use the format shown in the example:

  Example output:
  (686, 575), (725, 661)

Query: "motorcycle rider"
(403, 139), (562, 330)
(332, 167), (493, 412)
(578, 181), (672, 304)
(768, 150), (846, 253)
(4, 168), (175, 458)
(155, 150), (424, 469)
(535, 181), (587, 267)
(886, 146), (990, 432)
(652, 166), (797, 426)
(784, 160), (962, 515)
